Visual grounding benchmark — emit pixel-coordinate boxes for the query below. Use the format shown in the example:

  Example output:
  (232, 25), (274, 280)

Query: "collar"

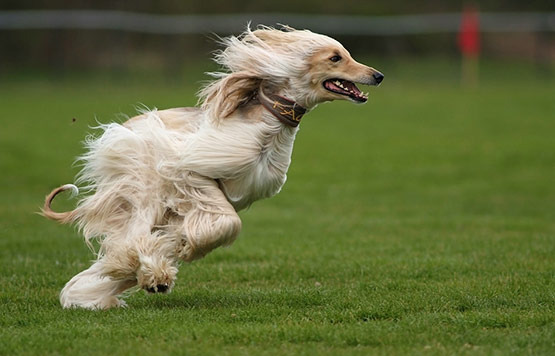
(257, 89), (306, 127)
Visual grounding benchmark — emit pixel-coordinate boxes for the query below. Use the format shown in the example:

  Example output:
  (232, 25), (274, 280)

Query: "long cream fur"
(42, 25), (383, 309)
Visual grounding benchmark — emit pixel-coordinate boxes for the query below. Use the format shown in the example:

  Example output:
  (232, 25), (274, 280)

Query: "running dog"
(42, 26), (384, 309)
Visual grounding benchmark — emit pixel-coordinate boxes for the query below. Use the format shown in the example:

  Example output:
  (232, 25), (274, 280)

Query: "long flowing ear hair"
(198, 25), (339, 120)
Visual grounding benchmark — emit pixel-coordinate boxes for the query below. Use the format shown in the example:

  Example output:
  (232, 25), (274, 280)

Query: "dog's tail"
(41, 184), (79, 224)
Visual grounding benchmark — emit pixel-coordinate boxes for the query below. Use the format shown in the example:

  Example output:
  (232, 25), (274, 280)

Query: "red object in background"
(458, 5), (480, 56)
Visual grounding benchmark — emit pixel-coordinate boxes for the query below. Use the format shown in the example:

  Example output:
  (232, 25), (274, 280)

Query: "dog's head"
(304, 46), (384, 105)
(200, 26), (383, 117)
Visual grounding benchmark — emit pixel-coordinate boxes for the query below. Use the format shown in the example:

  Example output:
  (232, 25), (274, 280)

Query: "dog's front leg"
(169, 173), (242, 262)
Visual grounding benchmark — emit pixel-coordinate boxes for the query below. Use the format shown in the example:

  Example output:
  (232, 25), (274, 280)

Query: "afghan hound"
(42, 26), (384, 309)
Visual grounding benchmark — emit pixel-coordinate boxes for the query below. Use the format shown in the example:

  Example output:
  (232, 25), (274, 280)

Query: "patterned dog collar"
(257, 89), (306, 127)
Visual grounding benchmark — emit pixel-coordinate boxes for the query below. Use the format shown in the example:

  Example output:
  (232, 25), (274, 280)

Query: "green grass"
(0, 58), (554, 355)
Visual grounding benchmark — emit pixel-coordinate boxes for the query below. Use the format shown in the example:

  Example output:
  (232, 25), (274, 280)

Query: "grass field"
(0, 59), (554, 355)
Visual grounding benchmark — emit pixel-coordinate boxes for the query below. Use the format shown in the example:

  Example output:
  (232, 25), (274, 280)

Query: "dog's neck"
(257, 89), (306, 128)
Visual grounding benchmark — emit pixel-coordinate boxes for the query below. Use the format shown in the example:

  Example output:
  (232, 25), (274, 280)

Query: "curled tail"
(41, 184), (79, 224)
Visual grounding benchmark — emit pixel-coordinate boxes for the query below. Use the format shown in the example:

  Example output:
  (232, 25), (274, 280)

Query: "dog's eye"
(329, 55), (342, 62)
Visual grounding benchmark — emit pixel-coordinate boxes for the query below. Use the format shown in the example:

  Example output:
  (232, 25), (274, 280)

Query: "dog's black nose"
(373, 72), (384, 84)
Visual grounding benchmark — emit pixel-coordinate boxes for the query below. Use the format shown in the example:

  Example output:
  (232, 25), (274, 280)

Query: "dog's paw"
(137, 255), (177, 294)
(146, 284), (170, 293)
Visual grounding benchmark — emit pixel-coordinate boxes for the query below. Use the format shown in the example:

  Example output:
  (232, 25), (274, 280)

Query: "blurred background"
(0, 1), (553, 76)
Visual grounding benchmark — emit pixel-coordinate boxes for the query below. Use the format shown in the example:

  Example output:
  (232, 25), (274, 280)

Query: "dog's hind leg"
(60, 259), (136, 310)
(134, 233), (179, 294)
(170, 173), (242, 262)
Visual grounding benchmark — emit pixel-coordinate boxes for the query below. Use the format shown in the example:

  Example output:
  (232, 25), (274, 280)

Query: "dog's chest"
(219, 124), (297, 211)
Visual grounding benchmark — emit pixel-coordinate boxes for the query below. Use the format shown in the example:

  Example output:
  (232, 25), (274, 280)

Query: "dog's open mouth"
(323, 79), (368, 103)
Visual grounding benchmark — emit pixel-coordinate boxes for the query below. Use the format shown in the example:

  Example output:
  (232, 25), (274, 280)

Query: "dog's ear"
(202, 72), (261, 119)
